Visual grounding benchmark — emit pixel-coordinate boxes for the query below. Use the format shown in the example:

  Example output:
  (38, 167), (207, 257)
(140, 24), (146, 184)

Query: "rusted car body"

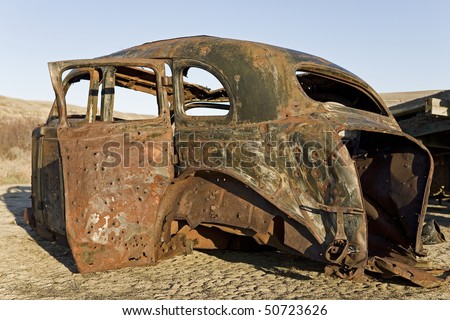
(28, 36), (442, 287)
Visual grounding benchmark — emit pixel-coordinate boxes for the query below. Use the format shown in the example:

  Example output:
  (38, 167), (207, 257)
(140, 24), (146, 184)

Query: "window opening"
(182, 67), (230, 116)
(296, 70), (386, 115)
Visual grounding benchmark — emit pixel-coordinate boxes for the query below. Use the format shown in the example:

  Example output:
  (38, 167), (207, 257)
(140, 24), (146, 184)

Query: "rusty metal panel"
(29, 126), (66, 240)
(57, 121), (176, 272)
(368, 257), (444, 288)
(40, 133), (65, 235)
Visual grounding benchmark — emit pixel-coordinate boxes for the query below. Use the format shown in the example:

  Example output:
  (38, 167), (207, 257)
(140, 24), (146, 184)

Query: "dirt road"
(1, 184), (449, 300)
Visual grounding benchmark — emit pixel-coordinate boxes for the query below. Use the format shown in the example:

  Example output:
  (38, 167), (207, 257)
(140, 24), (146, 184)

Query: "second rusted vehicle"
(28, 36), (442, 287)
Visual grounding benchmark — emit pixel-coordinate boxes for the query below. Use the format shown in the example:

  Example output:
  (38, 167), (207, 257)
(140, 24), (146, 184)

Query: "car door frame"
(48, 58), (178, 272)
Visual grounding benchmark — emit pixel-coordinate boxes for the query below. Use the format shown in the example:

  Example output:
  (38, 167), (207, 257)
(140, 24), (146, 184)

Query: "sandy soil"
(0, 184), (449, 300)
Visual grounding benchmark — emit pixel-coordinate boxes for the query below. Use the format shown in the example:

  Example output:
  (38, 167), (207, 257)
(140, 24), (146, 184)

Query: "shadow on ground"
(426, 198), (450, 228)
(0, 185), (77, 273)
(203, 249), (325, 281)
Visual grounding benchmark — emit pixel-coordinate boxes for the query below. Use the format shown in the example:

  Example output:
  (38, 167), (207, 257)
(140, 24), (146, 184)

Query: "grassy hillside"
(0, 95), (50, 184)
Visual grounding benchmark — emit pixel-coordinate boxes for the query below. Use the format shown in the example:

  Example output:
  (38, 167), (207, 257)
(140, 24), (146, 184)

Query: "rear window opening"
(181, 67), (230, 116)
(296, 71), (386, 115)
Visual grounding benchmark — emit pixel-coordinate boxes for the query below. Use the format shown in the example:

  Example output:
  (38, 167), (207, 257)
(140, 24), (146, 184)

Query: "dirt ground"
(0, 184), (449, 300)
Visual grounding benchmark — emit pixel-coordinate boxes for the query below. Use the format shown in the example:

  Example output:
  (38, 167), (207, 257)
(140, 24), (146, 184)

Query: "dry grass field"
(0, 96), (49, 184)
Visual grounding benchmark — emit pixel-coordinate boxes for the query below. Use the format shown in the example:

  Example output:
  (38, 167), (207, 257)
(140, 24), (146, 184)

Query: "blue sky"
(0, 0), (449, 104)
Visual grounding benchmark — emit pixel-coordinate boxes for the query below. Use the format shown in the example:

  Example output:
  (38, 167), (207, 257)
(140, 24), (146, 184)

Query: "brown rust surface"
(26, 36), (444, 287)
(57, 121), (176, 272)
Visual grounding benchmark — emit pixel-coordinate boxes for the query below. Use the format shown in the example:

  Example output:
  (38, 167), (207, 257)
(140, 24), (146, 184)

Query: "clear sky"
(0, 0), (449, 105)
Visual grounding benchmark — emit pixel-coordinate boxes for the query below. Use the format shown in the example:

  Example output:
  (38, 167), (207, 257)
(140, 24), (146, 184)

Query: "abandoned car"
(27, 36), (443, 287)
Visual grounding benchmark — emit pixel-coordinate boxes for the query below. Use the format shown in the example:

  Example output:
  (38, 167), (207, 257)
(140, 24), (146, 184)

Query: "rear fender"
(155, 168), (367, 275)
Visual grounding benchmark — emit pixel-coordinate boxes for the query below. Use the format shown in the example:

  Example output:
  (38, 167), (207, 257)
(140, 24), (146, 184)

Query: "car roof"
(102, 36), (387, 123)
(106, 35), (362, 83)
